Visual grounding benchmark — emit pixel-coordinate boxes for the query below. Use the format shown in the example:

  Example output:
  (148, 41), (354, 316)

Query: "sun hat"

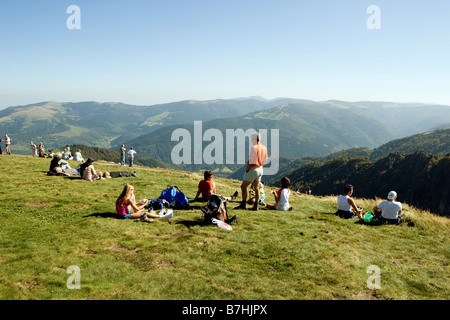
(387, 191), (397, 200)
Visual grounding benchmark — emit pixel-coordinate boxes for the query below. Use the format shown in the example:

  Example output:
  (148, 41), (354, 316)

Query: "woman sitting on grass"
(266, 177), (293, 211)
(79, 158), (103, 181)
(73, 149), (84, 162)
(116, 184), (173, 223)
(48, 153), (63, 175)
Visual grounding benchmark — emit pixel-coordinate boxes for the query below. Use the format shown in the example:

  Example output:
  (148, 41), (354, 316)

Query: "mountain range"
(1, 99), (449, 175)
(260, 129), (450, 185)
(0, 98), (298, 154)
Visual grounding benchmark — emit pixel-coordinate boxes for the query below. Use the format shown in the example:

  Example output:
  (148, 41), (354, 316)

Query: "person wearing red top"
(235, 132), (268, 211)
(194, 170), (216, 202)
(194, 170), (239, 202)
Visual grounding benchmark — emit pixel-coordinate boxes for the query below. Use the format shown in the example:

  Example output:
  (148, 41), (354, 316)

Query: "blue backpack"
(159, 186), (189, 208)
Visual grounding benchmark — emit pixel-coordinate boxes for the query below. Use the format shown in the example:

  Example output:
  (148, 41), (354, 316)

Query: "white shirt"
(337, 195), (352, 211)
(128, 150), (136, 158)
(278, 189), (290, 206)
(377, 201), (402, 220)
(5, 137), (10, 144)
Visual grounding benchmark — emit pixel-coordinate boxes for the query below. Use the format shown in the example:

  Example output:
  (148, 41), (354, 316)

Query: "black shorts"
(335, 209), (354, 219)
(379, 215), (403, 225)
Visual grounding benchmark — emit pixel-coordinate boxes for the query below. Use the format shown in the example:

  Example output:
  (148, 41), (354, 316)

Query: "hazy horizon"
(2, 96), (450, 111)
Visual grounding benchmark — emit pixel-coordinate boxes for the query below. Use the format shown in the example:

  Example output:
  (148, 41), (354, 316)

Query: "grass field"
(0, 155), (448, 300)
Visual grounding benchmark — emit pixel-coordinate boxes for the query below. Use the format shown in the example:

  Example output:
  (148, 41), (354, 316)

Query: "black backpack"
(146, 198), (170, 211)
(201, 194), (237, 224)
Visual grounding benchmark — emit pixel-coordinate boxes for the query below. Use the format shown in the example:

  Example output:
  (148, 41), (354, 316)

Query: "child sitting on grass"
(266, 177), (293, 211)
(247, 181), (266, 206)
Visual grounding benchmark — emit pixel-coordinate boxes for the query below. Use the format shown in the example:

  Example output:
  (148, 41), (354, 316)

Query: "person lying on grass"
(116, 184), (173, 223)
(335, 184), (363, 219)
(266, 177), (293, 211)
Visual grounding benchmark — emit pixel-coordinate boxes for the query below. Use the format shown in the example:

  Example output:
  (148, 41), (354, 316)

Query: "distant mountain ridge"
(1, 99), (449, 169)
(0, 99), (289, 154)
(264, 129), (450, 186)
(123, 102), (450, 175)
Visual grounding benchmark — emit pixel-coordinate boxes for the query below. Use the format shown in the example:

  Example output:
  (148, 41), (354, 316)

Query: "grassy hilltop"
(0, 155), (448, 300)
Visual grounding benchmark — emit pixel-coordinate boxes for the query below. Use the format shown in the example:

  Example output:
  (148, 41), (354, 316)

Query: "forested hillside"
(286, 152), (450, 216)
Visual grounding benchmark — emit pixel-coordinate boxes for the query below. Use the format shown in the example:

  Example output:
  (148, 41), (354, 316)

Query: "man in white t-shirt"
(2, 134), (11, 155)
(373, 191), (404, 225)
(127, 146), (136, 167)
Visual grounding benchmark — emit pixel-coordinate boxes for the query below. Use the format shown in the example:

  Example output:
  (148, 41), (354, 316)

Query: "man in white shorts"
(373, 191), (404, 225)
(234, 132), (268, 211)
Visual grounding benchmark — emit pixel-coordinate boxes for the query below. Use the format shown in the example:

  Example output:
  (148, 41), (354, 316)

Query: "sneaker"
(140, 214), (153, 223)
(230, 191), (239, 200)
(259, 200), (266, 207)
(234, 202), (247, 210)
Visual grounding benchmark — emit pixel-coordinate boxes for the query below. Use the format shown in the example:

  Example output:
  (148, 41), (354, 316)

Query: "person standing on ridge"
(119, 144), (126, 166)
(127, 146), (136, 167)
(234, 132), (268, 211)
(2, 134), (11, 155)
(30, 141), (37, 156)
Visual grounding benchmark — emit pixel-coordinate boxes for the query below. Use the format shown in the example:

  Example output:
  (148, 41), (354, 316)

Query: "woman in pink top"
(116, 184), (171, 222)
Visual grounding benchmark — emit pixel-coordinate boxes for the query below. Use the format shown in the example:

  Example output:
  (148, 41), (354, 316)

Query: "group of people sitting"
(36, 145), (85, 162)
(60, 147), (85, 162)
(48, 153), (98, 180)
(114, 171), (293, 223)
(336, 184), (404, 225)
(192, 170), (293, 212)
(191, 171), (403, 224)
(48, 155), (137, 181)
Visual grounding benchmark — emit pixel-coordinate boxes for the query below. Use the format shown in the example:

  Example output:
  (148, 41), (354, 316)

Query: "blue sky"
(1, 0), (450, 108)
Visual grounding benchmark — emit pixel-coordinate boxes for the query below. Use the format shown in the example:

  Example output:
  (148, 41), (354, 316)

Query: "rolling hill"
(0, 99), (291, 154)
(2, 99), (449, 176)
(0, 155), (448, 300)
(369, 129), (450, 161)
(264, 129), (450, 186)
(124, 101), (450, 176)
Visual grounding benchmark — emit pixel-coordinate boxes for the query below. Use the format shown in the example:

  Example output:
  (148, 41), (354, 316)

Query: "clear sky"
(1, 0), (450, 108)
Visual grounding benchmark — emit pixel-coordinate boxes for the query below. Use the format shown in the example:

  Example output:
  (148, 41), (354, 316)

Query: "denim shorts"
(118, 211), (132, 219)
